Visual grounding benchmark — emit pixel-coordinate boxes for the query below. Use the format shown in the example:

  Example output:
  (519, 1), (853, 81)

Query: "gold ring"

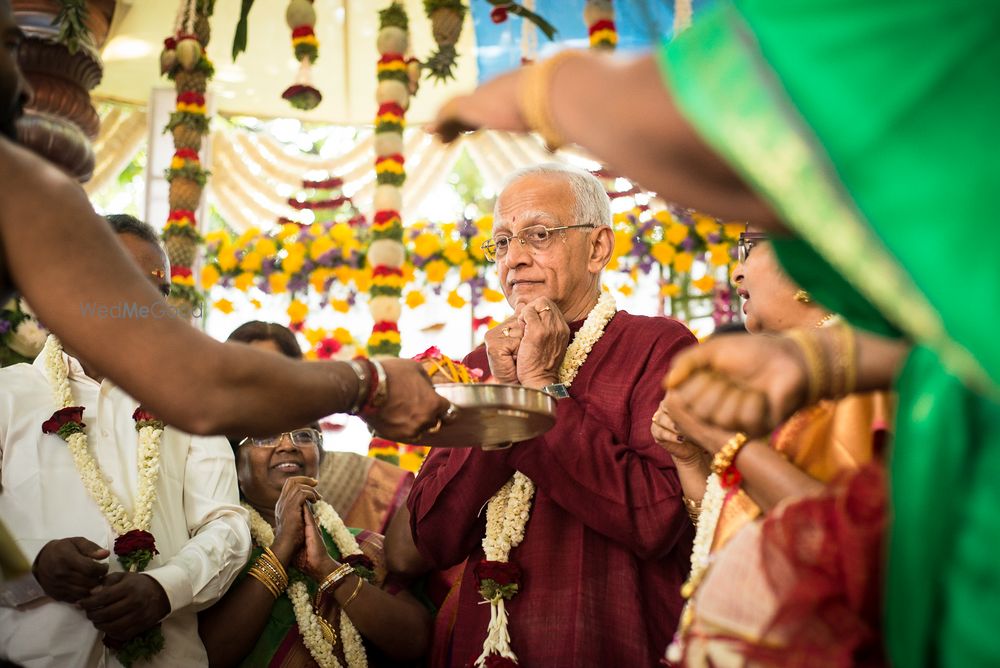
(537, 306), (551, 313)
(426, 419), (443, 434)
(502, 327), (511, 337)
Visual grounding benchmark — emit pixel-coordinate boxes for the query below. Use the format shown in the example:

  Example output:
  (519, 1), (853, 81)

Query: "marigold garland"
(584, 0), (617, 50)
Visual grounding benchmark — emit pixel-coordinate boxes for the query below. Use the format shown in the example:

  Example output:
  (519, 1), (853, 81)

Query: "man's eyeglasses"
(737, 232), (768, 263)
(239, 428), (323, 449)
(481, 224), (597, 262)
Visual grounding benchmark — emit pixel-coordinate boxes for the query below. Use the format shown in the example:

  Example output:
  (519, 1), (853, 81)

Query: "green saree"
(658, 1), (1000, 665)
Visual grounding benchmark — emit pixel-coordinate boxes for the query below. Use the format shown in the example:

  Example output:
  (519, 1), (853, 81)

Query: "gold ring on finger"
(502, 327), (511, 337)
(426, 418), (443, 434)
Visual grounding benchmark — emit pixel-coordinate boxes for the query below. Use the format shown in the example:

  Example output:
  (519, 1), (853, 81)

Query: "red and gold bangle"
(711, 432), (749, 488)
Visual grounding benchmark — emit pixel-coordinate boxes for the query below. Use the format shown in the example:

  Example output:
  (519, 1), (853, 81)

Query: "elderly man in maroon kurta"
(408, 164), (696, 667)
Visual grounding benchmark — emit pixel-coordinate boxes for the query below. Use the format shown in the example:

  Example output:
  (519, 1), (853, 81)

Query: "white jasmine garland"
(244, 500), (367, 668)
(41, 335), (162, 538)
(665, 472), (726, 663)
(476, 292), (617, 667)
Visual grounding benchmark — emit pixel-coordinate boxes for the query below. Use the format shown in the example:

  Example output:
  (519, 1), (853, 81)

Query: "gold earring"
(794, 289), (811, 304)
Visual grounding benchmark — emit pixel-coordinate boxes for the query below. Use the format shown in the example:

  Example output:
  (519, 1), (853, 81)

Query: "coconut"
(369, 295), (403, 324)
(376, 26), (408, 55)
(374, 132), (404, 157)
(368, 238), (406, 268)
(285, 0), (316, 29)
(176, 38), (203, 71)
(376, 79), (409, 110)
(374, 185), (403, 213)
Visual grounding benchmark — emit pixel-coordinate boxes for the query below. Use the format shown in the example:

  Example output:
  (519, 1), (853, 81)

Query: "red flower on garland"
(132, 406), (164, 432)
(371, 265), (403, 278)
(588, 19), (616, 35)
(315, 337), (342, 360)
(376, 102), (405, 118)
(282, 84), (322, 111)
(291, 25), (315, 39)
(371, 321), (399, 334)
(475, 559), (522, 588)
(490, 6), (509, 23)
(163, 36), (177, 50)
(720, 466), (742, 489)
(41, 406), (86, 440)
(170, 266), (193, 279)
(373, 210), (402, 225)
(173, 148), (200, 162)
(177, 91), (205, 106)
(302, 177), (344, 189)
(114, 529), (158, 557)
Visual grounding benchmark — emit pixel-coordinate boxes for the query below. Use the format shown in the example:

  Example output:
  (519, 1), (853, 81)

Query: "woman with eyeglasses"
(651, 227), (894, 665)
(198, 426), (431, 667)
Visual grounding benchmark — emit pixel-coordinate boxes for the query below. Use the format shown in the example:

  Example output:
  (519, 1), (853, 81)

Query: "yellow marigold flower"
(401, 263), (415, 283)
(250, 298), (262, 309)
(482, 288), (505, 303)
(304, 328), (327, 346)
(613, 230), (634, 257)
(256, 238), (278, 257)
(200, 264), (220, 290)
(276, 223), (300, 241)
(459, 260), (477, 282)
(235, 227), (261, 248)
(619, 284), (634, 296)
(695, 220), (720, 241)
(333, 327), (354, 344)
(331, 299), (350, 314)
(334, 265), (353, 284)
(287, 299), (309, 323)
(353, 268), (372, 292)
(240, 251), (263, 273)
(660, 283), (681, 298)
(673, 252), (694, 273)
(269, 272), (290, 294)
(304, 349), (318, 360)
(723, 222), (746, 239)
(440, 222), (456, 236)
(708, 243), (732, 267)
(692, 275), (716, 293)
(330, 222), (354, 244)
(309, 269), (329, 293)
(666, 222), (689, 245)
(424, 259), (448, 284)
(469, 234), (488, 261)
(607, 256), (620, 271)
(282, 252), (305, 275)
(443, 241), (467, 266)
(308, 223), (323, 237)
(405, 290), (425, 308)
(205, 229), (230, 246)
(654, 210), (674, 226)
(310, 235), (334, 261)
(475, 216), (493, 234)
(447, 290), (466, 309)
(234, 272), (256, 292)
(650, 241), (676, 266)
(217, 246), (238, 272)
(212, 298), (234, 314)
(413, 232), (441, 258)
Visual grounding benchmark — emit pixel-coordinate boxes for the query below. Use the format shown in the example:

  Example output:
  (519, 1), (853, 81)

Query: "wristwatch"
(542, 383), (570, 399)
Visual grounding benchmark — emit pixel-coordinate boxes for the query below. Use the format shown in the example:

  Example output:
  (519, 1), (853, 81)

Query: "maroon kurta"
(409, 311), (697, 667)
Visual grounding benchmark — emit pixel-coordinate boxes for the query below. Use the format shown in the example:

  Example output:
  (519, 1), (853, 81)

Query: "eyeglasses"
(737, 232), (768, 263)
(481, 224), (597, 262)
(239, 428), (323, 449)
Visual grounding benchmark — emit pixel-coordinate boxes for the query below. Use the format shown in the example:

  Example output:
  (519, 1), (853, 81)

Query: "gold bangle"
(247, 565), (281, 599)
(682, 495), (701, 526)
(314, 563), (354, 608)
(341, 575), (364, 610)
(837, 324), (857, 396)
(256, 547), (289, 593)
(518, 50), (582, 151)
(785, 329), (827, 404)
(369, 358), (389, 409)
(710, 432), (749, 476)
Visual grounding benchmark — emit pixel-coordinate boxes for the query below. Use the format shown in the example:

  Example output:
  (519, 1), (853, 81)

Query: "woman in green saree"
(427, 1), (999, 665)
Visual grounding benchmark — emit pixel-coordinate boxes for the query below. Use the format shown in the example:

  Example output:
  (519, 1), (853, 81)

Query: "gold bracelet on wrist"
(247, 565), (281, 599)
(369, 358), (389, 409)
(711, 432), (749, 476)
(314, 563), (355, 608)
(785, 328), (828, 405)
(341, 576), (364, 610)
(347, 360), (370, 414)
(682, 495), (701, 526)
(518, 50), (582, 151)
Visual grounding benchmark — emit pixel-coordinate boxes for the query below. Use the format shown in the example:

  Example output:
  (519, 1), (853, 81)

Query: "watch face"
(545, 383), (570, 399)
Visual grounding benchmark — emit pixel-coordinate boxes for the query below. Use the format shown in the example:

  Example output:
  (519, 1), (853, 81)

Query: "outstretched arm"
(0, 140), (448, 439)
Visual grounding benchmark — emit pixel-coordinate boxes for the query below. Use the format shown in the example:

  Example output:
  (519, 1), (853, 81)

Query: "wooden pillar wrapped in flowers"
(159, 0), (214, 319)
(584, 0), (617, 50)
(367, 2), (411, 358)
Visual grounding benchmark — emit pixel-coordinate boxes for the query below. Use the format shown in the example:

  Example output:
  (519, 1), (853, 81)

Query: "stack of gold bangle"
(342, 576), (364, 609)
(711, 432), (749, 476)
(313, 563), (354, 609)
(785, 329), (828, 405)
(248, 546), (288, 599)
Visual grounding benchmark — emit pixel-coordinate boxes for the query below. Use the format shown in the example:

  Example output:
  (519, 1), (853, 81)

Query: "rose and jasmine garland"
(244, 500), (372, 668)
(40, 335), (166, 667)
(475, 291), (617, 667)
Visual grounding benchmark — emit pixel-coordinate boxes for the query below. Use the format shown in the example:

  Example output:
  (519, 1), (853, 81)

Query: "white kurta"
(0, 352), (251, 667)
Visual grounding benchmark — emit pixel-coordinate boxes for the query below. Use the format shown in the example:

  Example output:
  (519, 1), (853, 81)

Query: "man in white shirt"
(0, 215), (251, 667)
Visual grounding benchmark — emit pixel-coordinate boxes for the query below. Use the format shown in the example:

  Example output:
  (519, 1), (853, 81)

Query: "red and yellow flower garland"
(584, 0), (617, 49)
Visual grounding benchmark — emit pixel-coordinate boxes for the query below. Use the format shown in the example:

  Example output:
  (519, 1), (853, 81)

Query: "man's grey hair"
(105, 214), (162, 248)
(495, 163), (612, 229)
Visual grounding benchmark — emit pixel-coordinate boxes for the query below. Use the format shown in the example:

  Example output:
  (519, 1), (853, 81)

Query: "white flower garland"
(665, 472), (726, 663)
(42, 335), (162, 538)
(244, 500), (368, 668)
(476, 292), (617, 667)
